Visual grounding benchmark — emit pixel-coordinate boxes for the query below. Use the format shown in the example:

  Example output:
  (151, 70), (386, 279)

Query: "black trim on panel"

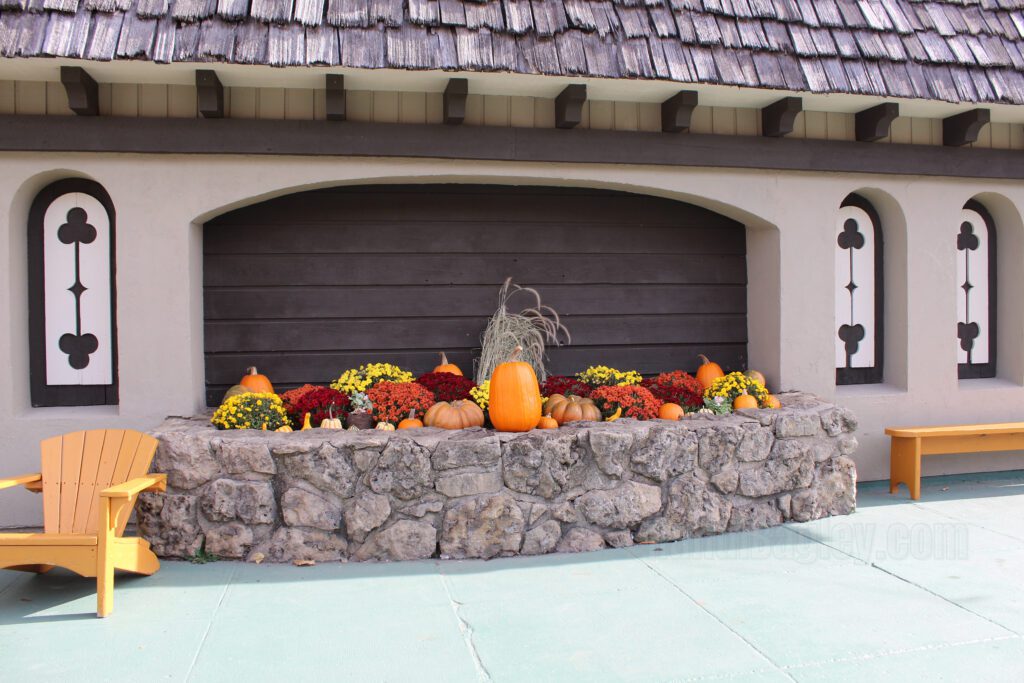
(554, 85), (587, 129)
(443, 78), (468, 125)
(60, 67), (99, 117)
(28, 179), (119, 407)
(836, 193), (884, 386)
(761, 97), (802, 138)
(943, 109), (991, 147)
(855, 103), (899, 142)
(0, 115), (1022, 180)
(661, 91), (698, 133)
(326, 75), (346, 121)
(958, 199), (997, 380)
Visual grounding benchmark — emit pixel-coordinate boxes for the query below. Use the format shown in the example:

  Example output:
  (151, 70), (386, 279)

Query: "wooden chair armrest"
(100, 473), (167, 499)
(0, 473), (42, 492)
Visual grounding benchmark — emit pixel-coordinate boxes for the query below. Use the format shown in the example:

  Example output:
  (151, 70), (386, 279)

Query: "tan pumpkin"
(239, 366), (274, 394)
(733, 392), (758, 410)
(222, 384), (251, 403)
(398, 410), (424, 430)
(488, 347), (543, 432)
(424, 400), (485, 430)
(433, 352), (463, 376)
(536, 416), (559, 430)
(375, 422), (396, 431)
(764, 394), (782, 409)
(544, 393), (601, 425)
(275, 425), (293, 433)
(696, 355), (724, 390)
(659, 402), (685, 421)
(746, 370), (767, 387)
(320, 406), (343, 429)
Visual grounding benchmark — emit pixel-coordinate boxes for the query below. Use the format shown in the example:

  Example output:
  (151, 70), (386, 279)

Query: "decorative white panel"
(43, 192), (113, 386)
(957, 208), (990, 365)
(835, 205), (876, 370)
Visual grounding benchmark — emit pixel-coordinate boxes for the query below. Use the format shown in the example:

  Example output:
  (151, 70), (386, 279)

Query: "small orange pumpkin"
(733, 392), (758, 410)
(240, 366), (274, 394)
(746, 370), (767, 387)
(424, 400), (485, 429)
(536, 416), (559, 430)
(398, 410), (424, 429)
(659, 402), (685, 421)
(488, 347), (543, 432)
(544, 394), (601, 425)
(764, 394), (782, 409)
(433, 352), (463, 376)
(696, 355), (724, 390)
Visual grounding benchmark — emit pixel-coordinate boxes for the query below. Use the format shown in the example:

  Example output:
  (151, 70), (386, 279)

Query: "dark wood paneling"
(204, 284), (748, 320)
(2, 115), (1021, 181)
(204, 185), (747, 405)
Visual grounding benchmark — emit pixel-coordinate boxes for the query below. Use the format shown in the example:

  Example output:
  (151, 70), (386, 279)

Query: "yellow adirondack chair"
(0, 429), (166, 617)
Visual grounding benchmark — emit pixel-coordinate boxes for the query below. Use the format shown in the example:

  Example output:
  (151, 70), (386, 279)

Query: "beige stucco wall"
(2, 152), (1023, 526)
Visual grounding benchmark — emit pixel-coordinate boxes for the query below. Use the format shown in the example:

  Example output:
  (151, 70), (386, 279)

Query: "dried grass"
(475, 278), (571, 384)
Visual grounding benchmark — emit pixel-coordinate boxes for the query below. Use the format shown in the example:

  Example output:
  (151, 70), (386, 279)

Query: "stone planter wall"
(138, 393), (858, 563)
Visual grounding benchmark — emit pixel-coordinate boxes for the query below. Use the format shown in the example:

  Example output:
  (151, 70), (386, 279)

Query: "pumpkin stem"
(697, 354), (711, 365)
(247, 366), (259, 376)
(408, 409), (416, 420)
(439, 352), (448, 365)
(510, 345), (523, 362)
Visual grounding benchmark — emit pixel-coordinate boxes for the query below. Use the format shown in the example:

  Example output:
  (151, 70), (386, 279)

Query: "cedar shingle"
(305, 24), (338, 63)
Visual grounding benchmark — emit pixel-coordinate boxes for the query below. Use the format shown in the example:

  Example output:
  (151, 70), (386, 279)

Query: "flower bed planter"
(139, 392), (857, 563)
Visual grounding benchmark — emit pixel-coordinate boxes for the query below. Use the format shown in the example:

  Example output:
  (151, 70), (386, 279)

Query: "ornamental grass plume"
(475, 278), (571, 385)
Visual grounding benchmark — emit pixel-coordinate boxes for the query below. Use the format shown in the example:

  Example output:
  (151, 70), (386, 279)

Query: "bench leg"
(889, 437), (922, 500)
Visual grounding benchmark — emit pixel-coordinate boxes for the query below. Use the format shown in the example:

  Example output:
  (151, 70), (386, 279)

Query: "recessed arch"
(957, 200), (997, 379)
(835, 192), (884, 385)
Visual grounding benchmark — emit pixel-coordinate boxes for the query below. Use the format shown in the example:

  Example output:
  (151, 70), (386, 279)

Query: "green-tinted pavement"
(3, 472), (1024, 682)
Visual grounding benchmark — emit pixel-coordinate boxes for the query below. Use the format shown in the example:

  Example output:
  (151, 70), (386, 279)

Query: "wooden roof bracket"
(943, 108), (991, 147)
(196, 70), (224, 119)
(326, 74), (346, 121)
(855, 102), (900, 142)
(661, 91), (699, 133)
(443, 78), (468, 125)
(60, 66), (99, 117)
(761, 96), (802, 137)
(555, 84), (587, 129)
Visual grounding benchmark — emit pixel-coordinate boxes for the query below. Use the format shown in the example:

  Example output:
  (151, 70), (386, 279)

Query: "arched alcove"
(201, 184), (752, 404)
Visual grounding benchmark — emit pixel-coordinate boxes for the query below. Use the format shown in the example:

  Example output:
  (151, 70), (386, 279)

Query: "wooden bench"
(885, 422), (1024, 500)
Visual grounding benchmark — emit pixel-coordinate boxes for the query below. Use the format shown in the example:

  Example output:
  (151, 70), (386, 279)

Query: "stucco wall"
(2, 152), (1023, 526)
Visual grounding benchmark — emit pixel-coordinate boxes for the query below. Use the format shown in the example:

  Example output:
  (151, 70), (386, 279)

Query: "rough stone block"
(737, 451), (814, 497)
(635, 475), (731, 543)
(431, 431), (501, 470)
(435, 471), (503, 498)
(353, 519), (437, 561)
(728, 500), (784, 532)
(282, 488), (342, 531)
(576, 480), (663, 529)
(698, 426), (743, 474)
(521, 520), (562, 555)
(775, 413), (822, 438)
(200, 479), (276, 525)
(440, 493), (525, 559)
(278, 444), (357, 497)
(217, 439), (276, 475)
(137, 493), (203, 558)
(205, 522), (253, 559)
(630, 426), (698, 482)
(370, 440), (433, 501)
(556, 528), (606, 553)
(502, 432), (583, 499)
(589, 429), (634, 478)
(735, 424), (774, 462)
(265, 527), (347, 563)
(154, 433), (221, 490)
(343, 491), (391, 542)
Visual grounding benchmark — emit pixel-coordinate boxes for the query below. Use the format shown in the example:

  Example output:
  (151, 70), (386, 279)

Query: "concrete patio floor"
(2, 471), (1024, 682)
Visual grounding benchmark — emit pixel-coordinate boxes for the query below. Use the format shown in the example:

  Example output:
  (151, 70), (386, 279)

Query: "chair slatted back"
(40, 430), (159, 536)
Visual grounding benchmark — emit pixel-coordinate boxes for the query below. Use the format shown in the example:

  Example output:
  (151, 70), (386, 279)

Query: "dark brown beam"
(443, 78), (468, 125)
(943, 108), (990, 147)
(761, 97), (802, 138)
(60, 66), (99, 116)
(196, 70), (224, 119)
(326, 74), (346, 121)
(555, 84), (586, 129)
(1, 115), (1021, 181)
(661, 91), (698, 133)
(855, 102), (900, 142)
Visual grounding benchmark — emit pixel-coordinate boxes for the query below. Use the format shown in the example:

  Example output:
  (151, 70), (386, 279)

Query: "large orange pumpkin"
(424, 400), (485, 429)
(240, 366), (274, 394)
(544, 394), (601, 425)
(659, 402), (685, 421)
(433, 352), (463, 376)
(696, 355), (724, 390)
(488, 347), (543, 432)
(536, 416), (559, 430)
(733, 392), (758, 410)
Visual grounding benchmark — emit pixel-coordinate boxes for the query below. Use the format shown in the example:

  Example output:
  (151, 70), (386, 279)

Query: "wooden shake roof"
(2, 0), (1024, 104)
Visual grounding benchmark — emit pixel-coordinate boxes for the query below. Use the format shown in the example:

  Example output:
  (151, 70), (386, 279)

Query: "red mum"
(641, 371), (705, 410)
(280, 385), (350, 430)
(415, 372), (476, 403)
(540, 375), (591, 398)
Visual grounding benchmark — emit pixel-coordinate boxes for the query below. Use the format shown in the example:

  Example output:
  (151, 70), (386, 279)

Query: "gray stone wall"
(138, 393), (857, 563)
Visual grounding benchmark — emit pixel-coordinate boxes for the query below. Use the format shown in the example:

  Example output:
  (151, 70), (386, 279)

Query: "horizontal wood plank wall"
(203, 185), (747, 404)
(1, 80), (1022, 147)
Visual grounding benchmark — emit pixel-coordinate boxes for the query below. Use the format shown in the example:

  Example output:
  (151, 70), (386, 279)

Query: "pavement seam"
(784, 525), (1022, 638)
(439, 570), (492, 683)
(183, 563), (240, 682)
(778, 633), (1023, 672)
(907, 500), (1024, 545)
(631, 552), (798, 683)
